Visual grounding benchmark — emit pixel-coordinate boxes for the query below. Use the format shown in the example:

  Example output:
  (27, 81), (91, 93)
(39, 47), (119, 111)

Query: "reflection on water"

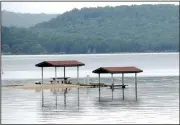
(41, 87), (124, 109)
(41, 88), (76, 108)
(2, 76), (179, 124)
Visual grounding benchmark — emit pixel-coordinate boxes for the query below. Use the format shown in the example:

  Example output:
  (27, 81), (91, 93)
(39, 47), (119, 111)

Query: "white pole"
(122, 73), (124, 100)
(87, 75), (89, 84)
(84, 78), (86, 84)
(111, 73), (114, 87)
(55, 67), (57, 84)
(135, 73), (137, 101)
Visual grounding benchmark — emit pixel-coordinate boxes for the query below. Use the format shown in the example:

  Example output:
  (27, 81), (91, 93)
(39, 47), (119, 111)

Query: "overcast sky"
(2, 2), (179, 14)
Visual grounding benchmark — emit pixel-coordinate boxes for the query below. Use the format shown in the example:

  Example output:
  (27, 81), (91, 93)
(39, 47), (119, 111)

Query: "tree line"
(2, 4), (179, 55)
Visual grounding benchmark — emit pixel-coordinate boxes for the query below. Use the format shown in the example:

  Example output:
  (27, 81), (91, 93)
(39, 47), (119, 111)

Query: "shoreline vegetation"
(2, 51), (178, 56)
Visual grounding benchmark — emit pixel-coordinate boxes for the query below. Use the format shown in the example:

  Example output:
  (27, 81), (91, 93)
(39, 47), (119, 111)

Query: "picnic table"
(50, 77), (71, 84)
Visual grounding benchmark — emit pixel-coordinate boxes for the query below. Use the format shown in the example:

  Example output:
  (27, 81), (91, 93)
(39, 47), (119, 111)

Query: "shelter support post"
(98, 73), (101, 101)
(77, 66), (79, 84)
(77, 66), (80, 107)
(41, 89), (44, 107)
(78, 88), (80, 107)
(64, 88), (67, 107)
(55, 67), (57, 106)
(111, 73), (114, 100)
(122, 73), (124, 100)
(41, 67), (44, 85)
(64, 67), (66, 84)
(135, 73), (137, 101)
(41, 67), (44, 107)
(55, 88), (57, 106)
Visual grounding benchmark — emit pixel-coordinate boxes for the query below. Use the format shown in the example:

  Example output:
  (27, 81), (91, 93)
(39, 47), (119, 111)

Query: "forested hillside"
(2, 4), (179, 55)
(2, 10), (58, 28)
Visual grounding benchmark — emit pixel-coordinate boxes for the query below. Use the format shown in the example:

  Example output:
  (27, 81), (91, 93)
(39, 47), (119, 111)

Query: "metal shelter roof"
(35, 60), (85, 67)
(92, 66), (143, 74)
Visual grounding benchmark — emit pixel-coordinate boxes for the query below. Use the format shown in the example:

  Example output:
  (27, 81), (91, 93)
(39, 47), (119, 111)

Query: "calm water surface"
(2, 52), (179, 80)
(1, 53), (179, 124)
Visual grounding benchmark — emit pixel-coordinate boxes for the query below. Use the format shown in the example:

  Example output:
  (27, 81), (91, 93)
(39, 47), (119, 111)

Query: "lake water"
(1, 52), (179, 80)
(1, 53), (179, 124)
